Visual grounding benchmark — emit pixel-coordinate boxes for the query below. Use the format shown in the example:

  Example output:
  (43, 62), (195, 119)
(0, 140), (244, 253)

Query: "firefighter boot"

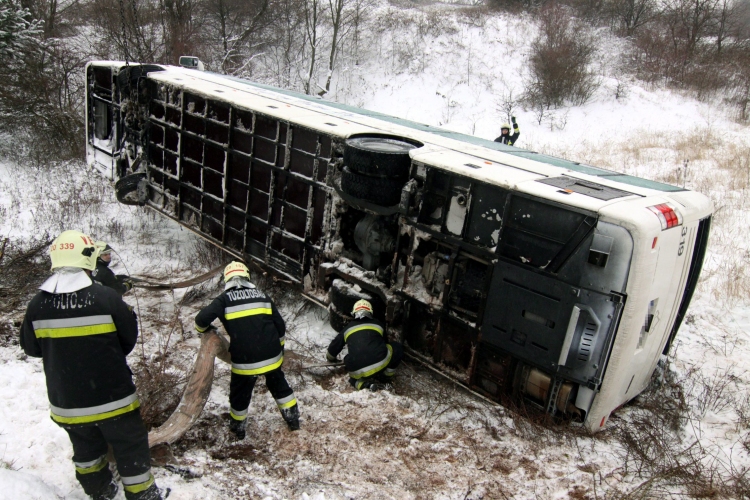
(130, 483), (170, 500)
(90, 481), (118, 500)
(229, 418), (246, 440)
(350, 377), (375, 390)
(281, 404), (300, 431)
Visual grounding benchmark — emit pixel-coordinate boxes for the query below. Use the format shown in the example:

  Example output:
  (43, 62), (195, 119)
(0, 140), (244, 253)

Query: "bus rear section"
(84, 61), (713, 432)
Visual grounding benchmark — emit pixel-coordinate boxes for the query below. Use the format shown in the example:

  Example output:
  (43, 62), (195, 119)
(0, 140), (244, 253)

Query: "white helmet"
(352, 299), (373, 317)
(49, 230), (99, 271)
(224, 261), (250, 282)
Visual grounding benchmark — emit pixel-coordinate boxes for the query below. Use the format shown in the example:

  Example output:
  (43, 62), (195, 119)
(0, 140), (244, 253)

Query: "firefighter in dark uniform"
(20, 230), (164, 500)
(493, 115), (520, 145)
(194, 261), (299, 439)
(91, 242), (133, 296)
(326, 299), (403, 391)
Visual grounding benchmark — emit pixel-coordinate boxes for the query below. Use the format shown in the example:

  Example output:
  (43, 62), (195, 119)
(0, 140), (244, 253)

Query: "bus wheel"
(329, 279), (386, 320)
(344, 136), (416, 178)
(115, 173), (147, 206)
(341, 166), (403, 207)
(328, 304), (351, 333)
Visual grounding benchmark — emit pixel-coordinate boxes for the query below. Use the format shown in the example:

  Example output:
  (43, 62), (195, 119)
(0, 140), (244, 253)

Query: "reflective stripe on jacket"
(195, 286), (285, 372)
(20, 284), (139, 426)
(231, 351), (284, 375)
(32, 315), (116, 338)
(327, 317), (390, 376)
(50, 393), (140, 424)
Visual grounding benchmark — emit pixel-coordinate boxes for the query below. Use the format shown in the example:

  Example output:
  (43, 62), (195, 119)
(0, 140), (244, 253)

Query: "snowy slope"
(1, 3), (750, 499)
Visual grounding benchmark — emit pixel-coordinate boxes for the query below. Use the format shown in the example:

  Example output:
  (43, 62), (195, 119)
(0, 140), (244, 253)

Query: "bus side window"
(93, 100), (111, 140)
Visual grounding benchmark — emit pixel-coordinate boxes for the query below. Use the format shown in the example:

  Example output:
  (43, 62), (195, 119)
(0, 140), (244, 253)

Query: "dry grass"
(606, 358), (750, 499)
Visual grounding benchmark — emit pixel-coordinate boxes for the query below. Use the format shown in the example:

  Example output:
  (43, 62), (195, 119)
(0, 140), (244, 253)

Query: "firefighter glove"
(511, 115), (517, 123)
(326, 351), (338, 363)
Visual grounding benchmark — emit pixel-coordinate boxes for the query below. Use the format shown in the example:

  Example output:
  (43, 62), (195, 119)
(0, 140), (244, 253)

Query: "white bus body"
(85, 61), (712, 432)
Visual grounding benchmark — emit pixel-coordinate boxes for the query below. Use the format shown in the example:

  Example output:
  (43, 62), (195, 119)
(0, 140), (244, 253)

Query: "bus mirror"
(179, 56), (204, 71)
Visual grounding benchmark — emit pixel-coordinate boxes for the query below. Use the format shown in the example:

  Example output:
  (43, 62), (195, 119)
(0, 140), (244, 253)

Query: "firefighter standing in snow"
(326, 299), (403, 390)
(493, 115), (520, 145)
(194, 261), (299, 438)
(91, 242), (133, 296)
(20, 230), (164, 500)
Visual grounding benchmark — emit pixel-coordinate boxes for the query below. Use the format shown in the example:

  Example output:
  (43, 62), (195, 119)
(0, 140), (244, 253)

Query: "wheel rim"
(350, 137), (416, 153)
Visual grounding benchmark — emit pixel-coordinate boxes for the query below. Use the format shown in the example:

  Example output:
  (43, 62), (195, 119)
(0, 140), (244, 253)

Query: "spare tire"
(344, 136), (416, 179)
(115, 173), (147, 206)
(329, 279), (386, 319)
(341, 166), (403, 207)
(328, 304), (351, 333)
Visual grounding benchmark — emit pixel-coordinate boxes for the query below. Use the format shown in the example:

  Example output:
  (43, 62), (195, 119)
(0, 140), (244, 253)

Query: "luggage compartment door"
(481, 260), (623, 387)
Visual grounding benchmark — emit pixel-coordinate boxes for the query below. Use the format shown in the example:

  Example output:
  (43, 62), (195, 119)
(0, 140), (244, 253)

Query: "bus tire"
(329, 279), (386, 320)
(344, 136), (415, 179)
(328, 304), (351, 333)
(341, 166), (403, 207)
(115, 173), (147, 206)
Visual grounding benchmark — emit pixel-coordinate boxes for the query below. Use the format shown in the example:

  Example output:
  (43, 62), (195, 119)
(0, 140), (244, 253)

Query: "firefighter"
(20, 230), (164, 500)
(493, 115), (520, 145)
(326, 299), (403, 391)
(91, 242), (133, 296)
(194, 261), (299, 439)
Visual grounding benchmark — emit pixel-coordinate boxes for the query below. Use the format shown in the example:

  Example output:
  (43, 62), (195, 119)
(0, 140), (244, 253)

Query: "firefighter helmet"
(95, 241), (112, 256)
(500, 123), (511, 131)
(224, 261), (250, 282)
(49, 230), (99, 271)
(352, 299), (373, 316)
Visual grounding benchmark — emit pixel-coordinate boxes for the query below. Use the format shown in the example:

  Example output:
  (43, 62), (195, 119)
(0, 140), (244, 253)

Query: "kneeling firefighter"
(20, 230), (164, 500)
(194, 261), (299, 439)
(326, 299), (403, 391)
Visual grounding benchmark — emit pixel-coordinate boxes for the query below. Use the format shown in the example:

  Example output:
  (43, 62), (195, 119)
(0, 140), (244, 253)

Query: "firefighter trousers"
(348, 341), (404, 389)
(63, 409), (156, 500)
(229, 368), (296, 420)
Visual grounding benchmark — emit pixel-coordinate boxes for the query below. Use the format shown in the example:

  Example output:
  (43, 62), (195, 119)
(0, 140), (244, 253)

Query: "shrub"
(522, 3), (599, 112)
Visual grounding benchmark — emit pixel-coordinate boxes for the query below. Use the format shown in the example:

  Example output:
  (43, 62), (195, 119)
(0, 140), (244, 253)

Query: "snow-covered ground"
(2, 3), (750, 499)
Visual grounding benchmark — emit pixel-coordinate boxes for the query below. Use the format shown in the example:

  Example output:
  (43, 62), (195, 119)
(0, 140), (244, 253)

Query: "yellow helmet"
(49, 230), (99, 271)
(224, 261), (250, 282)
(500, 123), (511, 131)
(95, 241), (112, 255)
(352, 299), (373, 316)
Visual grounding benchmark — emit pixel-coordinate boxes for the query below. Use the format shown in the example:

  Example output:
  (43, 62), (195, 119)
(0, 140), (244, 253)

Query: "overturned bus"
(85, 60), (713, 432)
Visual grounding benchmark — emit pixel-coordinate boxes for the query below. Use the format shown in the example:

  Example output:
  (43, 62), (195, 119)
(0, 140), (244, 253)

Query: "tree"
(268, 0), (306, 88)
(607, 0), (655, 35)
(662, 0), (720, 58)
(302, 0), (321, 94)
(322, 0), (345, 95)
(0, 0), (42, 60)
(88, 0), (160, 62)
(199, 0), (271, 74)
(159, 0), (198, 65)
(711, 0), (747, 55)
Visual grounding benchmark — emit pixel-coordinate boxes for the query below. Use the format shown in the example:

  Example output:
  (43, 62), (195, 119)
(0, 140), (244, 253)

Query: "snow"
(2, 2), (750, 498)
